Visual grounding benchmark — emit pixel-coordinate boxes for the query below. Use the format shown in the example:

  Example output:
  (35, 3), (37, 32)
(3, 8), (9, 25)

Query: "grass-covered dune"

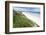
(13, 12), (39, 28)
(13, 10), (39, 28)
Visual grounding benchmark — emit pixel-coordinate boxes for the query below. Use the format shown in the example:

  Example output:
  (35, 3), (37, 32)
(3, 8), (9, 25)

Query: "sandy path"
(22, 12), (40, 26)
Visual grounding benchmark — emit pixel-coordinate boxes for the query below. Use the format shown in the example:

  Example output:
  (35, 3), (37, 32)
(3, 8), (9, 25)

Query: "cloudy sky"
(13, 7), (40, 13)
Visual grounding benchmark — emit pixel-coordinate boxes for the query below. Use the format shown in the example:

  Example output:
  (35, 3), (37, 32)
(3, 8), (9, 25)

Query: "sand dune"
(22, 12), (40, 26)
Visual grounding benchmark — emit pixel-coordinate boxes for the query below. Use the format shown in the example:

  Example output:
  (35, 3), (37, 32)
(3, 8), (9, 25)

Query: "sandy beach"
(22, 12), (40, 26)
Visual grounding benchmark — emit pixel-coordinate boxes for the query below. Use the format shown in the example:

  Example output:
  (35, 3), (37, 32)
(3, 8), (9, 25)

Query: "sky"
(13, 7), (40, 13)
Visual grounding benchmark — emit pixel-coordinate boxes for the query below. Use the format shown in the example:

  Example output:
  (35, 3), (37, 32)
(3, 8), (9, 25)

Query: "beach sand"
(22, 12), (40, 26)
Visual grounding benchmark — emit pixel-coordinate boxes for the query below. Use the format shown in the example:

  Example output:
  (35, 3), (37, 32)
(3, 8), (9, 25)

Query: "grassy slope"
(13, 14), (39, 28)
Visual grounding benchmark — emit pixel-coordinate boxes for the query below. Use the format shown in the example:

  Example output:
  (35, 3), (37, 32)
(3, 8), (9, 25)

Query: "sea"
(22, 12), (40, 18)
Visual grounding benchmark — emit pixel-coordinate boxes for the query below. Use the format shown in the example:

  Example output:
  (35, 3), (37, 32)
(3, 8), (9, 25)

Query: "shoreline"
(22, 12), (40, 26)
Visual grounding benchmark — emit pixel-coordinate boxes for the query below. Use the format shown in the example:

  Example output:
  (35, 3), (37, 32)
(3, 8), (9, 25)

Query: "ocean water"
(23, 12), (40, 18)
(31, 13), (40, 18)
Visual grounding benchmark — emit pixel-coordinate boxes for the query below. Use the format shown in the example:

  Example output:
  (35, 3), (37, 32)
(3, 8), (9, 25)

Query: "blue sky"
(13, 7), (40, 13)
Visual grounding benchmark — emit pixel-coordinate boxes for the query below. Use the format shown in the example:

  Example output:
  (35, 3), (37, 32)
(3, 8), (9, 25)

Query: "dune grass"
(13, 14), (39, 28)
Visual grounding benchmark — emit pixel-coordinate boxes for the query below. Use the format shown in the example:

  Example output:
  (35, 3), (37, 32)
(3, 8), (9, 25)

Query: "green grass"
(13, 14), (39, 28)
